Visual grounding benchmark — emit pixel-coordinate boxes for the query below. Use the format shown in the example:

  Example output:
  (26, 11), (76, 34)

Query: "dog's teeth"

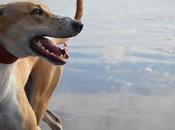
(36, 42), (42, 48)
(62, 54), (66, 58)
(42, 45), (47, 50)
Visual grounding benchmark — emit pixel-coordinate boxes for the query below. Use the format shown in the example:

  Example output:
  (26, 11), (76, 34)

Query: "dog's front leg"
(28, 58), (64, 126)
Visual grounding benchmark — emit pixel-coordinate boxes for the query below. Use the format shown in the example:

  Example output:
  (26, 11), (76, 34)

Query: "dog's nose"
(72, 21), (83, 32)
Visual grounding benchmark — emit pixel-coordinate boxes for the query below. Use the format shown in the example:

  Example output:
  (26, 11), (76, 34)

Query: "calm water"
(2, 0), (175, 130)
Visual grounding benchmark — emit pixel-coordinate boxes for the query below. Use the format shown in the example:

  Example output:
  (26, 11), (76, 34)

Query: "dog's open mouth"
(30, 36), (69, 65)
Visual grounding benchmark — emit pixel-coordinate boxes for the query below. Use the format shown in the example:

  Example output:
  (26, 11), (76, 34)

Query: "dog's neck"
(0, 43), (18, 64)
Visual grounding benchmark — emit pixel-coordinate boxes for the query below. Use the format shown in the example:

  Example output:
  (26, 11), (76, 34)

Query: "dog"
(16, 0), (83, 130)
(0, 1), (83, 130)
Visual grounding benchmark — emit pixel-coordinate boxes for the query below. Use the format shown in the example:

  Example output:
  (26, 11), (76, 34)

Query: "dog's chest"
(0, 64), (18, 102)
(0, 63), (23, 130)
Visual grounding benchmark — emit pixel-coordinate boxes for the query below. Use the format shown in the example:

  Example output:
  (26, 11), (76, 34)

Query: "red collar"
(0, 43), (18, 64)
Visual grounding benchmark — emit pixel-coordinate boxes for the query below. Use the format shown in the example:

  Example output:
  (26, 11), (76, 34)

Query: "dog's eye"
(32, 9), (43, 15)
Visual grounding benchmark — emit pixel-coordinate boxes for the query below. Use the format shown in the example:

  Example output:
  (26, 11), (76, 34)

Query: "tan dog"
(15, 0), (83, 130)
(0, 1), (83, 130)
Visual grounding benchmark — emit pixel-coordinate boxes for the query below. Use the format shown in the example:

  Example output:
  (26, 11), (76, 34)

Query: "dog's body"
(0, 53), (39, 130)
(16, 1), (83, 129)
(0, 1), (83, 130)
(0, 64), (22, 130)
(15, 56), (63, 130)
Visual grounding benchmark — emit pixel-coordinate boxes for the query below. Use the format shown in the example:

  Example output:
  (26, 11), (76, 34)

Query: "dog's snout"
(72, 21), (83, 32)
(57, 16), (83, 36)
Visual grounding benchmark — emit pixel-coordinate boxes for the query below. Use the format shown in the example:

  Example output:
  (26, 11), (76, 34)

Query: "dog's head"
(0, 2), (83, 65)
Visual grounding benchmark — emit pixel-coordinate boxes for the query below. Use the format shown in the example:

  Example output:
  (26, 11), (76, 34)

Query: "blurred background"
(2, 0), (175, 130)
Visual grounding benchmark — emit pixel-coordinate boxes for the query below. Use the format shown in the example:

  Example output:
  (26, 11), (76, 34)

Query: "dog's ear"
(0, 4), (4, 16)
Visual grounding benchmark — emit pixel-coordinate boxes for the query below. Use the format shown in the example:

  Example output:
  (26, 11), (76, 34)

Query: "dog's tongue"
(43, 37), (69, 59)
